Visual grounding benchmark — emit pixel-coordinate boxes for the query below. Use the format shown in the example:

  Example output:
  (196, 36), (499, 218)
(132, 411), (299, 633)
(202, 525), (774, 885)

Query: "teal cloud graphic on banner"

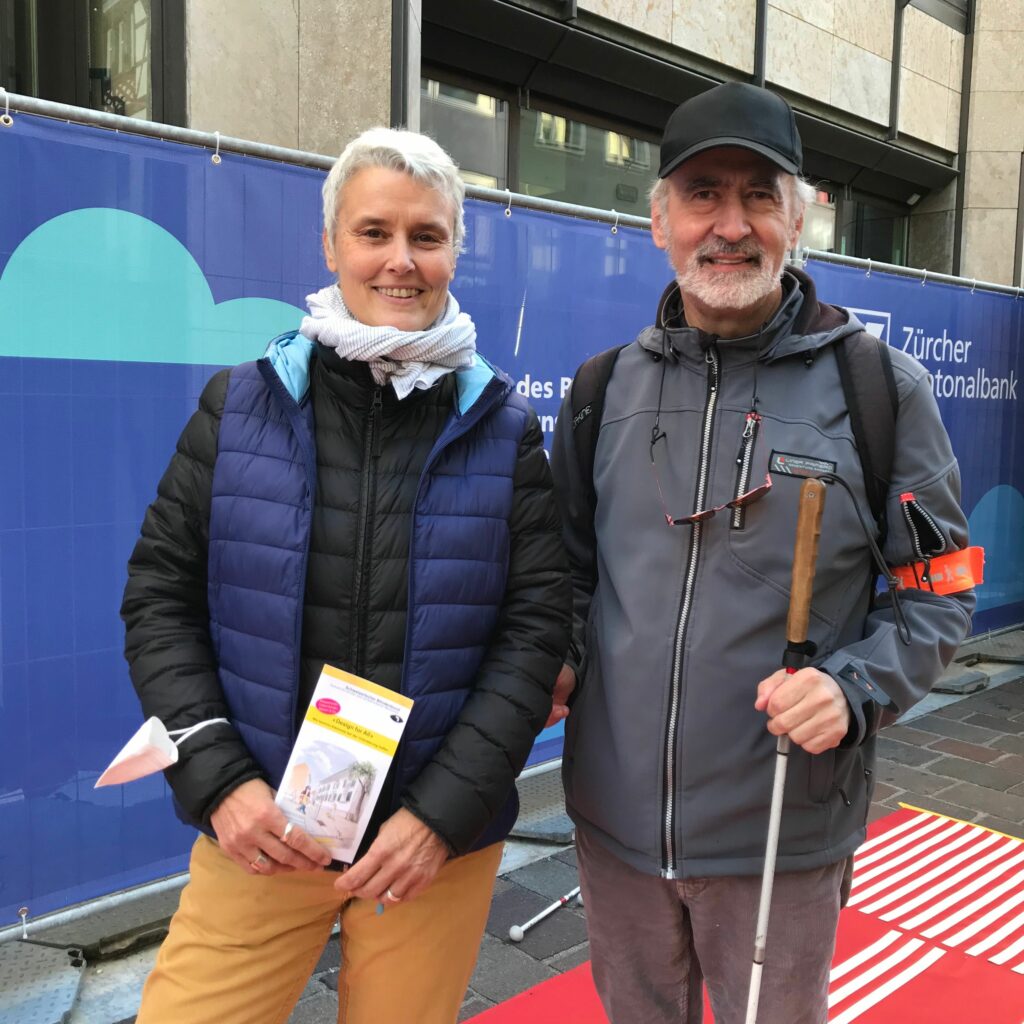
(968, 485), (1024, 611)
(0, 208), (305, 363)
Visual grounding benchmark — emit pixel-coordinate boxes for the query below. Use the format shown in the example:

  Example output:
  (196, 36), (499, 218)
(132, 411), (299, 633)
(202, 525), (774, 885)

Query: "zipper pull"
(371, 387), (383, 458)
(742, 410), (761, 439)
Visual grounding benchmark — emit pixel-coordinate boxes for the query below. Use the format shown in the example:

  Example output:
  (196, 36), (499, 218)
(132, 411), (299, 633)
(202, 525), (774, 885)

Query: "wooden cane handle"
(786, 478), (827, 646)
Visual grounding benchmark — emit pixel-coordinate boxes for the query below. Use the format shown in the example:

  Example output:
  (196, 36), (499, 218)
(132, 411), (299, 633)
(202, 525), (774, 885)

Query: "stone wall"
(185, 0), (392, 156)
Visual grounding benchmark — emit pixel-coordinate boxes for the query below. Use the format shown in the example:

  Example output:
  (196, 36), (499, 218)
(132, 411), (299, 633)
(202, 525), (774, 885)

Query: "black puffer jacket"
(121, 345), (572, 855)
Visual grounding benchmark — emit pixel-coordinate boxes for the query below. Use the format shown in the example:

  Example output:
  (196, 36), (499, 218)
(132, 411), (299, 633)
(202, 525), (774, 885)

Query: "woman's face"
(323, 166), (457, 332)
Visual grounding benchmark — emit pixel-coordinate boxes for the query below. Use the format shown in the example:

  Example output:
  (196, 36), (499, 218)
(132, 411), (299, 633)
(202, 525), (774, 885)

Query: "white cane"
(745, 477), (827, 1024)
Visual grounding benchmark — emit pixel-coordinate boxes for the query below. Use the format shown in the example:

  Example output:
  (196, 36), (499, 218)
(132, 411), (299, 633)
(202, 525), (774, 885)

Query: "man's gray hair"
(649, 172), (816, 230)
(322, 127), (466, 252)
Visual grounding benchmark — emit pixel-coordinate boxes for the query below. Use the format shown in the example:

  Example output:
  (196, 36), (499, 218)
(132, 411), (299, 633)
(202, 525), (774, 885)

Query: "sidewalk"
(7, 631), (1024, 1024)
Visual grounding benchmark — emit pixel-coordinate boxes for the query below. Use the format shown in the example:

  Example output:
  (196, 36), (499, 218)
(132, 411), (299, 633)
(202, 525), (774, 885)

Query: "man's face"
(651, 147), (803, 316)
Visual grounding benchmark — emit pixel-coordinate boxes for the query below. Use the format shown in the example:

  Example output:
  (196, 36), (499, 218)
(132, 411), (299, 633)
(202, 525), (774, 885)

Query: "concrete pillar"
(960, 0), (1024, 285)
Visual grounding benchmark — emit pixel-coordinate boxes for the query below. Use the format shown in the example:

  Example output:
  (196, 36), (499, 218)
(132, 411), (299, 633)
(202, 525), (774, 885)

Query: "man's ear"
(789, 211), (805, 251)
(651, 197), (668, 251)
(322, 229), (337, 274)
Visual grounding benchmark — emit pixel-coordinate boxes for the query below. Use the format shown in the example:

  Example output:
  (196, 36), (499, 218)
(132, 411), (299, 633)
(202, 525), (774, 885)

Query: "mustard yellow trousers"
(136, 834), (503, 1024)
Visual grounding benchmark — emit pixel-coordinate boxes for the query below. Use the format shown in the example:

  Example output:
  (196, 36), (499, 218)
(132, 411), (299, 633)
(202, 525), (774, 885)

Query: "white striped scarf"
(299, 285), (477, 399)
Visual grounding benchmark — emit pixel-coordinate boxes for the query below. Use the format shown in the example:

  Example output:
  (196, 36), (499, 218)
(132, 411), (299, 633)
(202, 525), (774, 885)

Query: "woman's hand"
(209, 778), (332, 875)
(333, 807), (449, 904)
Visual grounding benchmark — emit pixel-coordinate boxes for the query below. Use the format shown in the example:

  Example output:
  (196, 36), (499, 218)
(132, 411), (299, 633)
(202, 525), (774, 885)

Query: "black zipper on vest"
(661, 344), (719, 879)
(730, 411), (761, 530)
(351, 385), (383, 675)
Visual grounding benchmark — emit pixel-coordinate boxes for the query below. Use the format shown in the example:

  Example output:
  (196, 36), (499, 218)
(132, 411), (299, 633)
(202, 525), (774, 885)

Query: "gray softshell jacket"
(551, 268), (974, 880)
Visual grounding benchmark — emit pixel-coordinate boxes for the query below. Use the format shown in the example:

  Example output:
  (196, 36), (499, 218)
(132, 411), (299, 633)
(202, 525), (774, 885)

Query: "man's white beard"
(674, 238), (783, 312)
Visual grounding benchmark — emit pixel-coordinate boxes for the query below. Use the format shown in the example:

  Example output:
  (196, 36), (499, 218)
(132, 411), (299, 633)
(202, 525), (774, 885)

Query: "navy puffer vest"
(206, 336), (530, 848)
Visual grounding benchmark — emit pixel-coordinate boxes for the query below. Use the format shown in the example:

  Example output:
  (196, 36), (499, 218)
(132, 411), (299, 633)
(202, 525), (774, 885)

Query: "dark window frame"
(908, 0), (970, 34)
(0, 0), (184, 125)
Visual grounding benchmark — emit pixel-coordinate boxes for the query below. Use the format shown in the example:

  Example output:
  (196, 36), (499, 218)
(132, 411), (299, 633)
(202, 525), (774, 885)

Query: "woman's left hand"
(333, 807), (449, 904)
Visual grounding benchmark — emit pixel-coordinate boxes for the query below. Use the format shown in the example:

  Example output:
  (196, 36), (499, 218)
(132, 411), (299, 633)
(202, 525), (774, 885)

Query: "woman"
(121, 127), (571, 1024)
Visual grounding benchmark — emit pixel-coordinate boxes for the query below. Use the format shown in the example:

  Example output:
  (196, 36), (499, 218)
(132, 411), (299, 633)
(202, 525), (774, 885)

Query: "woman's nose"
(384, 237), (415, 273)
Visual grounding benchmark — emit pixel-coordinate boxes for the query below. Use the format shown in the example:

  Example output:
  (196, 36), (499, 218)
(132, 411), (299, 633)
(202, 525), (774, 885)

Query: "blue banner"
(1, 113), (1020, 921)
(805, 258), (1024, 634)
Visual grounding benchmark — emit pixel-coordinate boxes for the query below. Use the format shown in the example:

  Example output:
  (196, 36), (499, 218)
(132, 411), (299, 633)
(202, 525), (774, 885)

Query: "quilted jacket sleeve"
(400, 409), (573, 854)
(120, 369), (264, 825)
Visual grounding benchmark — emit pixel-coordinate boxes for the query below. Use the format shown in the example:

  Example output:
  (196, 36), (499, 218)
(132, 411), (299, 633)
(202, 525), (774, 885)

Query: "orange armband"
(891, 546), (984, 596)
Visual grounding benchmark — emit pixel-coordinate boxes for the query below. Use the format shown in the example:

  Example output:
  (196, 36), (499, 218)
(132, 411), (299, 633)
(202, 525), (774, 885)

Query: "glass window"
(838, 198), (909, 265)
(420, 78), (509, 190)
(0, 0), (154, 120)
(517, 106), (658, 217)
(799, 190), (837, 254)
(89, 0), (152, 118)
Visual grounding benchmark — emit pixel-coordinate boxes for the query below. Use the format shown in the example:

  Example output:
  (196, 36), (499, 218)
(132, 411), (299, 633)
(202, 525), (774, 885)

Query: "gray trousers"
(576, 826), (852, 1024)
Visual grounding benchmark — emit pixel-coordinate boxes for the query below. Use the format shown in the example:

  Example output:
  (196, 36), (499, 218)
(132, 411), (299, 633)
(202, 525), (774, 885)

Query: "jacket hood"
(640, 266), (864, 364)
(262, 330), (509, 415)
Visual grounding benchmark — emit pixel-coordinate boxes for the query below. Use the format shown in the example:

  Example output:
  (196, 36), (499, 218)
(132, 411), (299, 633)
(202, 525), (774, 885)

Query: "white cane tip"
(509, 925), (524, 942)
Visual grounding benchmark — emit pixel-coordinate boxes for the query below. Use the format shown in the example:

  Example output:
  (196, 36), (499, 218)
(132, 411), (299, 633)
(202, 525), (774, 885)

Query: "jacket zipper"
(730, 411), (761, 530)
(661, 345), (719, 879)
(900, 493), (946, 561)
(350, 385), (383, 676)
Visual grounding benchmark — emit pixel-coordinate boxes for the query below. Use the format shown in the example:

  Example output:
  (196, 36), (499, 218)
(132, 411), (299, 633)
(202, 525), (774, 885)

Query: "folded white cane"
(745, 477), (827, 1024)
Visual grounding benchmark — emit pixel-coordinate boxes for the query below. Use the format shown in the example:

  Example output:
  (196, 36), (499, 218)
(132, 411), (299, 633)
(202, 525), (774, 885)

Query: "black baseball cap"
(658, 82), (802, 178)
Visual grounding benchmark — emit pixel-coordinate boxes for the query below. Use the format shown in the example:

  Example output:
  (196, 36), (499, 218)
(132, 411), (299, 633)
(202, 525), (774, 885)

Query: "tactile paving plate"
(0, 941), (85, 1024)
(512, 767), (574, 843)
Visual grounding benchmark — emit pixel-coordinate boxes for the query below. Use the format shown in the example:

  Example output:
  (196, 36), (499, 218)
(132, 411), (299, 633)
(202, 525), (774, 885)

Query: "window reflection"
(89, 0), (152, 118)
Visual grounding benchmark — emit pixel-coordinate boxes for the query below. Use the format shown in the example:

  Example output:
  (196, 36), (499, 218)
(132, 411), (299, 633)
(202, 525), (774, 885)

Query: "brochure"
(275, 664), (414, 863)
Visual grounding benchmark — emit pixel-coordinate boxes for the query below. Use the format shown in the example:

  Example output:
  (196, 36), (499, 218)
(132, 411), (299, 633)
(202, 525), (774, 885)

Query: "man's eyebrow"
(681, 175), (721, 190)
(748, 176), (782, 194)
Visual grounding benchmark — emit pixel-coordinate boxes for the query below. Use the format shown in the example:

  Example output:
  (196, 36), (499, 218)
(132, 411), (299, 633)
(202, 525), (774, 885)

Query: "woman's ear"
(322, 229), (337, 274)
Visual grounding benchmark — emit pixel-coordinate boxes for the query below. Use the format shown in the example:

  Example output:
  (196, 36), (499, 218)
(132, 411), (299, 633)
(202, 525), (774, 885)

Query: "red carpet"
(471, 807), (1024, 1022)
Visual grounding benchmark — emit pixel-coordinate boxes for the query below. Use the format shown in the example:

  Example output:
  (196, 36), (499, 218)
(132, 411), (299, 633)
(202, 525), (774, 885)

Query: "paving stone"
(927, 756), (1024, 791)
(930, 738), (1003, 763)
(874, 762), (951, 796)
(468, 932), (558, 1004)
(886, 792), (980, 821)
(992, 735), (1024, 756)
(993, 753), (1024, 775)
(968, 688), (1024, 713)
(287, 990), (339, 1024)
(975, 817), (1024, 841)
(939, 783), (1024, 821)
(459, 993), (496, 1022)
(553, 846), (578, 870)
(963, 712), (1024, 735)
(491, 876), (514, 898)
(929, 702), (977, 721)
(545, 942), (591, 973)
(905, 714), (1004, 745)
(871, 782), (899, 801)
(882, 725), (941, 747)
(506, 856), (580, 901)
(486, 882), (551, 937)
(867, 802), (894, 823)
(876, 737), (941, 767)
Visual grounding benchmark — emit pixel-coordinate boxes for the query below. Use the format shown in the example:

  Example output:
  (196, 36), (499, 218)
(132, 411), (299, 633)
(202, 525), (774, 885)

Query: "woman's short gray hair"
(322, 127), (466, 252)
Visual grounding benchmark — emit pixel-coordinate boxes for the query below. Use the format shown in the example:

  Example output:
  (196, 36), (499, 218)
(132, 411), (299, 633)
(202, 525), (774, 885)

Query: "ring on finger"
(250, 852), (268, 870)
(385, 887), (402, 903)
(280, 822), (294, 844)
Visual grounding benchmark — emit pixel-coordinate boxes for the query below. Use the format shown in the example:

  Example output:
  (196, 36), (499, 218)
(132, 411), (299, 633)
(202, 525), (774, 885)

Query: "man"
(549, 83), (975, 1024)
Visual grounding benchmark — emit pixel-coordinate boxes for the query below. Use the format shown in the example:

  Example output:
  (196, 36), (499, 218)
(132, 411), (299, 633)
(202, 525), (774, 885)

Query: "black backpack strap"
(570, 344), (626, 515)
(834, 330), (899, 545)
